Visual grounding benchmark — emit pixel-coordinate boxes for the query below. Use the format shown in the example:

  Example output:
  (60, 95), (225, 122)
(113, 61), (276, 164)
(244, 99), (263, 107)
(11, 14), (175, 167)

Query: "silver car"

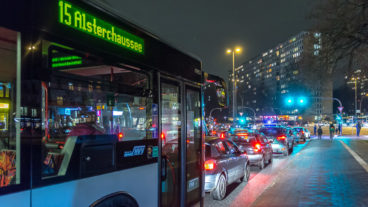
(204, 137), (250, 200)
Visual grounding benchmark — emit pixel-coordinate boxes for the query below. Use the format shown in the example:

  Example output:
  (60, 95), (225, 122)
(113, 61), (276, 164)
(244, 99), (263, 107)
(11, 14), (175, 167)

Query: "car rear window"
(294, 128), (303, 132)
(205, 144), (211, 158)
(260, 128), (283, 136)
(232, 136), (258, 143)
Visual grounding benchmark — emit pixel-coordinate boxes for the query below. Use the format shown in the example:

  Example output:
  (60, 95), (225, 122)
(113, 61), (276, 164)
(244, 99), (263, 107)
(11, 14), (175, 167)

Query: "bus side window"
(0, 27), (21, 188)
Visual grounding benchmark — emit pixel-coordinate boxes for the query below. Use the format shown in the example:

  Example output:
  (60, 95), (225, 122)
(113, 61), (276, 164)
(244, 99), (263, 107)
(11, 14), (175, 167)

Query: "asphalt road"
(204, 136), (368, 207)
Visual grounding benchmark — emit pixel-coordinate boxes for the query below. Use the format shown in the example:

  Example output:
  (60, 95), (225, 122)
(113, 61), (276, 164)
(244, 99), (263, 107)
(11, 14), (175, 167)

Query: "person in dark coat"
(356, 122), (362, 137)
(317, 126), (323, 140)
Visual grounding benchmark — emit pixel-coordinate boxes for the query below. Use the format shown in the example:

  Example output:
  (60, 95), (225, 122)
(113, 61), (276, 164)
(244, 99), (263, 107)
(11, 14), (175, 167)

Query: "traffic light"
(297, 97), (307, 106)
(285, 97), (294, 106)
(336, 114), (342, 123)
(239, 117), (246, 124)
(284, 96), (308, 107)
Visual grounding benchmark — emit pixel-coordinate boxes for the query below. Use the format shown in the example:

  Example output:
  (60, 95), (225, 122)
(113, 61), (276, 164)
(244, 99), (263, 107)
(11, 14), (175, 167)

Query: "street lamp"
(226, 46), (242, 126)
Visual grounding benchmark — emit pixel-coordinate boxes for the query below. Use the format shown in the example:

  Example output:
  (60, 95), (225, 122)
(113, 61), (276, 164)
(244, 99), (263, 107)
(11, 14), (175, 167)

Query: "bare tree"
(311, 0), (368, 73)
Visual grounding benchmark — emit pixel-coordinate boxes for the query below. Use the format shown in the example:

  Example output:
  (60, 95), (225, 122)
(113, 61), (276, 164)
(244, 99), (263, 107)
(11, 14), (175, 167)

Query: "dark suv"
(259, 126), (294, 156)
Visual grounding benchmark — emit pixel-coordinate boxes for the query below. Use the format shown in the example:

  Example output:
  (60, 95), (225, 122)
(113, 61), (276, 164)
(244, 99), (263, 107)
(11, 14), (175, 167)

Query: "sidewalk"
(311, 135), (368, 140)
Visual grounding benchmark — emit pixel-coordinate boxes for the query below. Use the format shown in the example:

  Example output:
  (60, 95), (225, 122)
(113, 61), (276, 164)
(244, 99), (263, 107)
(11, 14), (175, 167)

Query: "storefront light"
(113, 111), (123, 116)
(0, 103), (9, 109)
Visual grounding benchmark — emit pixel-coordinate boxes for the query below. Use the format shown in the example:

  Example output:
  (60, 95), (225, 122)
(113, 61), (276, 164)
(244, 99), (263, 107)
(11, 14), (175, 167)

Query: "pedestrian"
(329, 123), (335, 142)
(317, 126), (323, 140)
(356, 121), (362, 137)
(314, 125), (317, 136)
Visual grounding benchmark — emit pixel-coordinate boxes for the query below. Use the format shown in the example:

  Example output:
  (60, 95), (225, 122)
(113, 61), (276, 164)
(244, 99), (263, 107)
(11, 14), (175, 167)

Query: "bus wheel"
(91, 193), (139, 207)
(212, 174), (227, 200)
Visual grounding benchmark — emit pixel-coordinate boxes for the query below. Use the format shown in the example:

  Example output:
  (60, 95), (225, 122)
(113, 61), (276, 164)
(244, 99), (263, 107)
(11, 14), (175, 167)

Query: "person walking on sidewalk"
(356, 121), (362, 137)
(314, 125), (317, 136)
(317, 126), (323, 140)
(329, 123), (335, 142)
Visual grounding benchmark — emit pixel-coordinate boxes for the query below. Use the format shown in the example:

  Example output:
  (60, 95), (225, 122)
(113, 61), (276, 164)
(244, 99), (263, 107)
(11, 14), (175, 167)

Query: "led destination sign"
(58, 0), (144, 54)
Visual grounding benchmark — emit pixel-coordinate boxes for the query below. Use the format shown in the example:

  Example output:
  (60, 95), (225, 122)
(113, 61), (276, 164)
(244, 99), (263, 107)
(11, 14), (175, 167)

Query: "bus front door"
(160, 80), (203, 207)
(160, 81), (181, 207)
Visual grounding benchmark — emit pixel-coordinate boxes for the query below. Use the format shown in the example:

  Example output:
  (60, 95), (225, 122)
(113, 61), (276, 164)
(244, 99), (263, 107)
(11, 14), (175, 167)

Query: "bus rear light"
(204, 160), (216, 170)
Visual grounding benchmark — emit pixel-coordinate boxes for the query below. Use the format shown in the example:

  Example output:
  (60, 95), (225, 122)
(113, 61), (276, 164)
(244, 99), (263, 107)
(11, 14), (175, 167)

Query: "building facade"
(229, 31), (333, 122)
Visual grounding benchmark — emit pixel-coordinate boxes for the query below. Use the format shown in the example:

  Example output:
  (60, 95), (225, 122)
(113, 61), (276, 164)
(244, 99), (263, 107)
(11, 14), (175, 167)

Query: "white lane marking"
(339, 140), (368, 173)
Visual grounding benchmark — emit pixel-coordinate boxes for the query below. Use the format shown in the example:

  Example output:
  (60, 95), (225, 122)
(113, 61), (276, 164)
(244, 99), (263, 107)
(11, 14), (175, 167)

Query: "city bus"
(0, 0), (203, 206)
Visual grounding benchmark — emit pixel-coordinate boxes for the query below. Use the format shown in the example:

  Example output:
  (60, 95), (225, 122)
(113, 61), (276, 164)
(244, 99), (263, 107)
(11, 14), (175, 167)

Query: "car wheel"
(212, 174), (227, 200)
(240, 163), (250, 182)
(259, 157), (265, 169)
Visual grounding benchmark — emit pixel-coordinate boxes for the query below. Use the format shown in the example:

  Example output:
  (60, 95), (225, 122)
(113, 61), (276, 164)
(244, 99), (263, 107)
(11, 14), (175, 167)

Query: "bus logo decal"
(124, 145), (146, 157)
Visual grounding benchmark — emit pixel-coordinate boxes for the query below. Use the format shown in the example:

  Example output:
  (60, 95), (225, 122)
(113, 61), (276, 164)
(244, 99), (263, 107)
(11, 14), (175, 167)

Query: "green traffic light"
(297, 97), (307, 106)
(285, 97), (294, 106)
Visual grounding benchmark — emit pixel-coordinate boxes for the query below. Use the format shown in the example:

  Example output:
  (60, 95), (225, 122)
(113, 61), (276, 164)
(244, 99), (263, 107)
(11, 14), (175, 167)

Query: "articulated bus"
(0, 0), (203, 206)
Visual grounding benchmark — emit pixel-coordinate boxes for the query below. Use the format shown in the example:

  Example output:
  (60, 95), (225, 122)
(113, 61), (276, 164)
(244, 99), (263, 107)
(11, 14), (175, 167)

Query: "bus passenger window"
(41, 41), (157, 178)
(0, 27), (21, 187)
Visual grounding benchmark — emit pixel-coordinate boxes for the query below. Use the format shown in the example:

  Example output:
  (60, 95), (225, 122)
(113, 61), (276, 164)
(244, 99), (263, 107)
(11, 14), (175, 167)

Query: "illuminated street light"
(226, 46), (242, 126)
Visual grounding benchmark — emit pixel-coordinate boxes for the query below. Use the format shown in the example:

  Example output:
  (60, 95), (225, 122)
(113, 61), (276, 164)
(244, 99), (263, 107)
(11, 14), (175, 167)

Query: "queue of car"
(205, 125), (310, 200)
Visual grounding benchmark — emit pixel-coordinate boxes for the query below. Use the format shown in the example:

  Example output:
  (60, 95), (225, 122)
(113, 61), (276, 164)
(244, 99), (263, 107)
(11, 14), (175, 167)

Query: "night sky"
(103, 0), (315, 80)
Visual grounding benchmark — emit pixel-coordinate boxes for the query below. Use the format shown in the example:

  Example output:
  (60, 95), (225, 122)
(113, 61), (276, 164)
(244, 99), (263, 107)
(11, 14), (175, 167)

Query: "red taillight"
(118, 132), (124, 141)
(254, 143), (261, 152)
(211, 130), (217, 136)
(277, 135), (286, 140)
(161, 132), (165, 140)
(220, 132), (225, 139)
(204, 160), (216, 170)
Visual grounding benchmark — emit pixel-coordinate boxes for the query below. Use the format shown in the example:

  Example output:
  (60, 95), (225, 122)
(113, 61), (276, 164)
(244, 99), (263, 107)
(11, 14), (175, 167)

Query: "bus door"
(160, 79), (203, 207)
(160, 80), (181, 207)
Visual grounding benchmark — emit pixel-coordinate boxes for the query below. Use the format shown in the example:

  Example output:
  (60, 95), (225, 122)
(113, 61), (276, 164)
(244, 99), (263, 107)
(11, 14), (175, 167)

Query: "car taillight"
(118, 132), (124, 141)
(211, 130), (217, 136)
(220, 132), (225, 139)
(204, 160), (216, 170)
(254, 143), (261, 152)
(277, 135), (286, 140)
